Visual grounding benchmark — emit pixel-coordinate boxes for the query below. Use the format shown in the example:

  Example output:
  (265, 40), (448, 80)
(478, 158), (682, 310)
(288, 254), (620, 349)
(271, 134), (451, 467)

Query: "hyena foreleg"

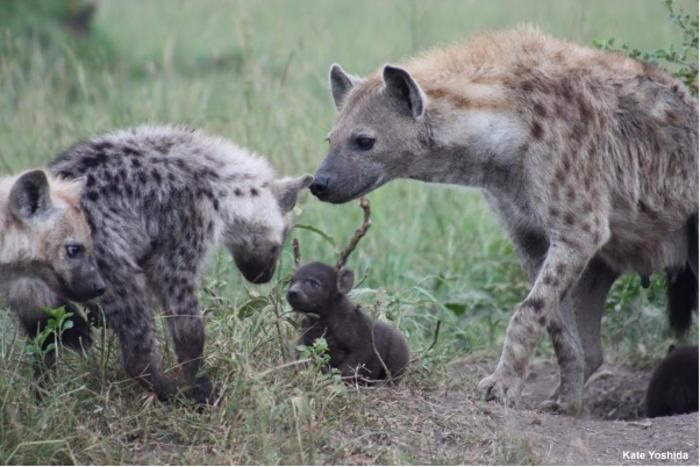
(508, 227), (590, 413)
(96, 258), (176, 401)
(478, 222), (609, 409)
(151, 267), (212, 404)
(571, 258), (618, 381)
(542, 259), (618, 413)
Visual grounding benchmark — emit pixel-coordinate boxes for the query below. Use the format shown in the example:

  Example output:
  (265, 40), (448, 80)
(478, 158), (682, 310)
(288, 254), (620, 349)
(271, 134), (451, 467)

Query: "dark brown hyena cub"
(645, 345), (698, 418)
(287, 261), (409, 384)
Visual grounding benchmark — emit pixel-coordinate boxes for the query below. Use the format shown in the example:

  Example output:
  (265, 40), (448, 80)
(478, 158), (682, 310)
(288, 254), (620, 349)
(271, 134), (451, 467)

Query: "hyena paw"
(538, 397), (583, 416)
(186, 376), (216, 405)
(477, 369), (524, 406)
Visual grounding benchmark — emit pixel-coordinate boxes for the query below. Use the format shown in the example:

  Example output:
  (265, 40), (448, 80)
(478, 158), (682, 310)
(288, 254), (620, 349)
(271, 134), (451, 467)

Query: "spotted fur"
(1, 169), (104, 353)
(10, 125), (312, 403)
(313, 26), (698, 413)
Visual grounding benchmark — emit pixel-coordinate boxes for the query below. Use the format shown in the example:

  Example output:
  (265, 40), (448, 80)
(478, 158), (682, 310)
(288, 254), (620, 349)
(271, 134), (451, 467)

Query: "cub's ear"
(330, 64), (362, 110)
(382, 64), (425, 120)
(9, 169), (54, 222)
(272, 174), (314, 213)
(337, 266), (355, 294)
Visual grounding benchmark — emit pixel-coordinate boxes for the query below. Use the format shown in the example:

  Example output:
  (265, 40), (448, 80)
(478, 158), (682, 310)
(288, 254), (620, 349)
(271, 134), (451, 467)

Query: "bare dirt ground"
(333, 355), (698, 465)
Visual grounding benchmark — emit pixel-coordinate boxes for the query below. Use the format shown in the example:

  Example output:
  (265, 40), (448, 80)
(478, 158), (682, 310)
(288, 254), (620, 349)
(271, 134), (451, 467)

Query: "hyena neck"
(404, 106), (527, 189)
(0, 222), (41, 266)
(215, 175), (279, 231)
(322, 296), (355, 322)
(0, 260), (52, 287)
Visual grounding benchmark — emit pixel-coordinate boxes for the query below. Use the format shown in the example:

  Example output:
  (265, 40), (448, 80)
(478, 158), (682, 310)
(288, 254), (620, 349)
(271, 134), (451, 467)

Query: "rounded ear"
(9, 169), (54, 222)
(382, 64), (425, 120)
(330, 64), (362, 110)
(272, 174), (314, 213)
(336, 267), (355, 294)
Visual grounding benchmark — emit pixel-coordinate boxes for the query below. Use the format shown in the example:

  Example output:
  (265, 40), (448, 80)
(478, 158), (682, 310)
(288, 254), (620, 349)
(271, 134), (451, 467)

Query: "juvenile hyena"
(1, 170), (105, 351)
(11, 125), (312, 403)
(1, 169), (104, 298)
(311, 27), (698, 413)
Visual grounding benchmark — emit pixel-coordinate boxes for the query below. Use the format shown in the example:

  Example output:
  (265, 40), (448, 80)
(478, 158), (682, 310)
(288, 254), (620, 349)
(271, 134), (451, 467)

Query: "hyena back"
(312, 26), (698, 413)
(12, 125), (311, 402)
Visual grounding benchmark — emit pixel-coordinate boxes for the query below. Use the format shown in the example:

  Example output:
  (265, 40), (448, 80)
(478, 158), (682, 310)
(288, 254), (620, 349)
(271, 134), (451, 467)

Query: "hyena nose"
(286, 289), (299, 302)
(92, 277), (106, 296)
(309, 175), (329, 196)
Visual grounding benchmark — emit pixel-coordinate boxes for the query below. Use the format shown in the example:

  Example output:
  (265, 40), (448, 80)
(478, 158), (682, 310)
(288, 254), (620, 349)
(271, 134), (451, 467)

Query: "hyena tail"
(8, 279), (93, 356)
(666, 213), (698, 336)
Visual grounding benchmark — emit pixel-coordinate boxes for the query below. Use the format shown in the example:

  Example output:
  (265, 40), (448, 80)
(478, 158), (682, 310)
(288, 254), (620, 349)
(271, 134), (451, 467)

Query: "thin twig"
(370, 320), (392, 382)
(409, 320), (441, 365)
(336, 196), (371, 269)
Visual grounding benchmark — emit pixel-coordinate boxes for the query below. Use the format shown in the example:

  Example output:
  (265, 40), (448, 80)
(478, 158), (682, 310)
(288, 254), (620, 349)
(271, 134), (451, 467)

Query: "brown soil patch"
(333, 356), (698, 464)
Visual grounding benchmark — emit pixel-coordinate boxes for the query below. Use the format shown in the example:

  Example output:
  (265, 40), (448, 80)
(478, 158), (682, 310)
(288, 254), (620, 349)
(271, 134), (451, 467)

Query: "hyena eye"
(307, 278), (321, 288)
(65, 244), (85, 258)
(355, 136), (375, 151)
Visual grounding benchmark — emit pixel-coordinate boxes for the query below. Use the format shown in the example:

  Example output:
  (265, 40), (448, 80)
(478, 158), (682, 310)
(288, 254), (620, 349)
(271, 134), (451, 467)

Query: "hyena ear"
(337, 267), (355, 294)
(9, 169), (54, 222)
(330, 64), (362, 110)
(382, 64), (426, 120)
(272, 174), (314, 212)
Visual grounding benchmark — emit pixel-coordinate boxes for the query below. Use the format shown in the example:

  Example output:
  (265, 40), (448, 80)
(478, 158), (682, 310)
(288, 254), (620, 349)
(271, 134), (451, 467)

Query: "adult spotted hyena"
(311, 27), (698, 413)
(12, 125), (312, 403)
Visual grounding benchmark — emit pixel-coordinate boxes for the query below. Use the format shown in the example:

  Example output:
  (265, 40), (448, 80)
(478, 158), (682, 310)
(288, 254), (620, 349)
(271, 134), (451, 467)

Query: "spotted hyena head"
(286, 261), (354, 315)
(8, 170), (105, 302)
(225, 174), (313, 284)
(310, 64), (431, 204)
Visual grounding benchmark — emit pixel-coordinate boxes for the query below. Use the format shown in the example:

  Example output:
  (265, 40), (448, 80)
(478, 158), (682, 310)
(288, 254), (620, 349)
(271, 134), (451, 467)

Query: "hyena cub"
(645, 345), (698, 418)
(287, 262), (409, 383)
(1, 169), (105, 353)
(11, 125), (312, 403)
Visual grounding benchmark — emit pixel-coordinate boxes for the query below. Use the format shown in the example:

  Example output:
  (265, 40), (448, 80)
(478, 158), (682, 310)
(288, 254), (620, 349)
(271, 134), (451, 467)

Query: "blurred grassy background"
(0, 0), (697, 463)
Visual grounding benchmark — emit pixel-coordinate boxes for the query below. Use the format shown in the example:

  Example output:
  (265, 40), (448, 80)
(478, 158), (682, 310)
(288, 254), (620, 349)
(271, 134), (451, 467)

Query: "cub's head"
(8, 170), (105, 302)
(310, 64), (431, 203)
(226, 174), (313, 284)
(286, 261), (354, 315)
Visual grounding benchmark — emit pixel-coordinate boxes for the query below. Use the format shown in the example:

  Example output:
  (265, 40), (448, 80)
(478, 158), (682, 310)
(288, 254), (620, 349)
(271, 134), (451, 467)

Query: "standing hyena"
(311, 27), (698, 413)
(10, 125), (312, 403)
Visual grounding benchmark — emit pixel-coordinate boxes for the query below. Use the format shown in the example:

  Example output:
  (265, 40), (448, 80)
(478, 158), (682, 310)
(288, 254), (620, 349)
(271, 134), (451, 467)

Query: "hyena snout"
(308, 175), (329, 198)
(233, 249), (277, 284)
(286, 283), (305, 309)
(311, 153), (382, 204)
(59, 259), (106, 302)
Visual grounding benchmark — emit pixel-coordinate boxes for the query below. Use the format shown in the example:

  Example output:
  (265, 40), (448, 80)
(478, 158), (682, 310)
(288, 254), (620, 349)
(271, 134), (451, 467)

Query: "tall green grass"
(0, 1), (697, 463)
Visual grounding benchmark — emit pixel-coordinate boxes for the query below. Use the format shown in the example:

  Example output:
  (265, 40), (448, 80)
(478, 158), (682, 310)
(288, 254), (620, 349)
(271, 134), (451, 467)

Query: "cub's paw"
(478, 370), (524, 406)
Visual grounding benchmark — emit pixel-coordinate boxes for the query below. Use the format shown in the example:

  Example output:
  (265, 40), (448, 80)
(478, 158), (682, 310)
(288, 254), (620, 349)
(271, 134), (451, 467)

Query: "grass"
(0, 0), (698, 464)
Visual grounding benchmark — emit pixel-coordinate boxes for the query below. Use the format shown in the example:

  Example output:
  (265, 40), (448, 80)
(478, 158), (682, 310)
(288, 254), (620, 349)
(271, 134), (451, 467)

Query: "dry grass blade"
(336, 196), (371, 269)
(292, 237), (301, 268)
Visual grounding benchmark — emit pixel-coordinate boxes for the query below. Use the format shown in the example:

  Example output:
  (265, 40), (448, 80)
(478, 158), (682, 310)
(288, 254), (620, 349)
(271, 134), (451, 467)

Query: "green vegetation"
(0, 0), (697, 463)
